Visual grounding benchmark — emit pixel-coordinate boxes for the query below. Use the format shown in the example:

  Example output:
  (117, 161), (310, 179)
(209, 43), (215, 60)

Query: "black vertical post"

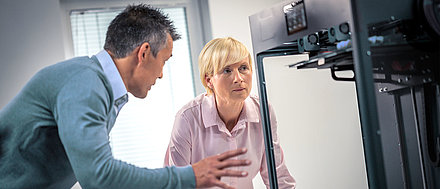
(349, 0), (388, 188)
(255, 50), (298, 189)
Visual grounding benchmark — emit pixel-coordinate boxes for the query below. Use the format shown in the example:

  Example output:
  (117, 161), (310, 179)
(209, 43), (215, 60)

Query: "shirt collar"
(201, 94), (260, 129)
(95, 50), (127, 101)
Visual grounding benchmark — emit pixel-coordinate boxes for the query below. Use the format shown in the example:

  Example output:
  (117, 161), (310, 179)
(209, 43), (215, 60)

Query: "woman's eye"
(239, 66), (249, 71)
(223, 69), (231, 73)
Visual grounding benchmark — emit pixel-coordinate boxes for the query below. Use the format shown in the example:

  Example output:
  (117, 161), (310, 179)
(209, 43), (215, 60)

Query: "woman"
(164, 37), (295, 188)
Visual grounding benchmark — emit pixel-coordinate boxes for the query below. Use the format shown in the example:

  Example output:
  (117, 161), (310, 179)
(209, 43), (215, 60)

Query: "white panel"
(262, 54), (368, 189)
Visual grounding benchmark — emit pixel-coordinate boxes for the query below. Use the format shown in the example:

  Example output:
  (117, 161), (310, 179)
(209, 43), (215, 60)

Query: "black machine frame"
(249, 0), (440, 188)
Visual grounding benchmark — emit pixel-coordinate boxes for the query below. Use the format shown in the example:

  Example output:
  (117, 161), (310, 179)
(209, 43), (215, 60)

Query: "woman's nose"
(233, 70), (244, 82)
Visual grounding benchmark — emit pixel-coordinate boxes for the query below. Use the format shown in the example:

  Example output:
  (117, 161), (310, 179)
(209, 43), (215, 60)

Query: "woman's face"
(206, 57), (252, 104)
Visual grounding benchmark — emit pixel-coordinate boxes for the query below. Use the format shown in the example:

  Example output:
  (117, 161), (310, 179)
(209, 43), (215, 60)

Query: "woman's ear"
(205, 75), (213, 89)
(137, 42), (150, 64)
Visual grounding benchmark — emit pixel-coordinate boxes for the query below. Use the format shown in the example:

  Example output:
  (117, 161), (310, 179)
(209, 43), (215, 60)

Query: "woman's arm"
(164, 112), (193, 166)
(260, 104), (296, 189)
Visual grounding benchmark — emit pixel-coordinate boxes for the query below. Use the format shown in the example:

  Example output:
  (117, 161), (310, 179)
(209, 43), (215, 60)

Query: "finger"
(217, 148), (247, 161)
(211, 179), (235, 189)
(217, 159), (251, 169)
(216, 169), (248, 177)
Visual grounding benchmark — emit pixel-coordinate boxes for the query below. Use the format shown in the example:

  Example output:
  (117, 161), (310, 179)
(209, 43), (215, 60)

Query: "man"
(0, 4), (250, 189)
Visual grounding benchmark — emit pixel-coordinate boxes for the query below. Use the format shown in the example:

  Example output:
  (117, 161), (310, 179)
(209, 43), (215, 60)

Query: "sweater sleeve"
(54, 70), (195, 189)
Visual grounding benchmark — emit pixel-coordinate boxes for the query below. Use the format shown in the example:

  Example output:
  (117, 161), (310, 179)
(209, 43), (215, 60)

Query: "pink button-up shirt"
(164, 93), (296, 189)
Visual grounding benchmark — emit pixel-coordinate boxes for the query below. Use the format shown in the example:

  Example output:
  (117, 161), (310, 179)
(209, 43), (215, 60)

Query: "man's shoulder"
(48, 56), (101, 72)
(38, 56), (104, 81)
(29, 56), (110, 95)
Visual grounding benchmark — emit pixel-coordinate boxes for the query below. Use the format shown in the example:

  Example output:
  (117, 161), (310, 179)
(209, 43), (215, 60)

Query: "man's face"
(129, 34), (173, 98)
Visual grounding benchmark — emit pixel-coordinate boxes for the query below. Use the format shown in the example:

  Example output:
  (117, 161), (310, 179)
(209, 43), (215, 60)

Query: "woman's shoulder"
(246, 94), (276, 112)
(248, 93), (260, 101)
(175, 93), (208, 116)
(246, 94), (261, 106)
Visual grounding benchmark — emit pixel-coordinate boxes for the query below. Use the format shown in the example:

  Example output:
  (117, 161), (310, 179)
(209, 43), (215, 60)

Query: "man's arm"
(54, 70), (195, 189)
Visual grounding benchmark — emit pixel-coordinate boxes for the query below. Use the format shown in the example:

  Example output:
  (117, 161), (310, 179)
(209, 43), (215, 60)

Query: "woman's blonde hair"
(198, 37), (252, 95)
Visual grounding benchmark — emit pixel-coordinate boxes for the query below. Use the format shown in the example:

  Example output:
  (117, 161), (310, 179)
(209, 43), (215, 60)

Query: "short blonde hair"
(198, 37), (252, 95)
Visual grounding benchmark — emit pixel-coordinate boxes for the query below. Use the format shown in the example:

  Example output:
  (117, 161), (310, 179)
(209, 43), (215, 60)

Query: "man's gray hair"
(104, 4), (181, 58)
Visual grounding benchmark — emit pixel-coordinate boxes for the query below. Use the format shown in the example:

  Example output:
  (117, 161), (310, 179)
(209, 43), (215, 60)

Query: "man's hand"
(192, 148), (251, 189)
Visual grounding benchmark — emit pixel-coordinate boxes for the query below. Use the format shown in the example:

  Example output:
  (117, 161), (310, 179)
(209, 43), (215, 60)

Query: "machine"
(249, 0), (440, 188)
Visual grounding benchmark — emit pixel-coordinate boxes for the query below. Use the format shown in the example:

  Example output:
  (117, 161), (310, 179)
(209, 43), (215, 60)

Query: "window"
(70, 7), (195, 168)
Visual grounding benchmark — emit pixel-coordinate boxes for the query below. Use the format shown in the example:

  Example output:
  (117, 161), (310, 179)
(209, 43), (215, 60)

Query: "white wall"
(207, 0), (285, 96)
(0, 0), (66, 109)
(0, 0), (207, 110)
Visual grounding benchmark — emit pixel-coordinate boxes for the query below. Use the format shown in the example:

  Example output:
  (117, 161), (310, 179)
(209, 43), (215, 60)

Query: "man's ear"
(137, 42), (151, 64)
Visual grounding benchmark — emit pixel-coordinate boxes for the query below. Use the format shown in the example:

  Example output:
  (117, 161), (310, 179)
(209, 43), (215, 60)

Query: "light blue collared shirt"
(95, 50), (128, 113)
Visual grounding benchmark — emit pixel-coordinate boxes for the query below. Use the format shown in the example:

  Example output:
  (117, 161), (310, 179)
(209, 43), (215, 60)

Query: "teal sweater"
(0, 56), (195, 188)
